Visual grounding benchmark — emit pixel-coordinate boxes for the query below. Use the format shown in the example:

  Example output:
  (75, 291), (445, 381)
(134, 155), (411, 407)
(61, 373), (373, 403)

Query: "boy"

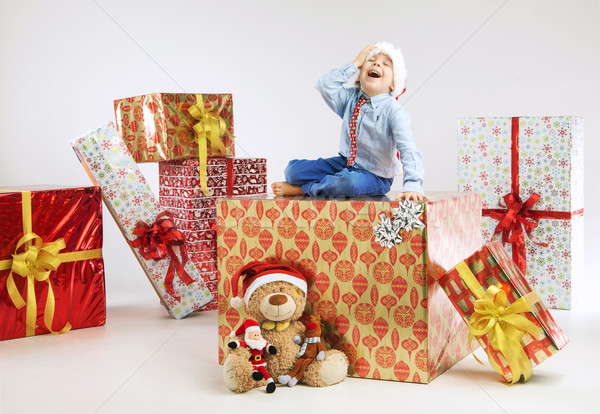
(272, 42), (427, 201)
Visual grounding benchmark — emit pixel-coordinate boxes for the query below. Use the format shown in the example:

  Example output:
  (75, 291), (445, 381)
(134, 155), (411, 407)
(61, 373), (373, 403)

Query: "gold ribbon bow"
(0, 191), (102, 337)
(456, 261), (542, 384)
(188, 94), (229, 196)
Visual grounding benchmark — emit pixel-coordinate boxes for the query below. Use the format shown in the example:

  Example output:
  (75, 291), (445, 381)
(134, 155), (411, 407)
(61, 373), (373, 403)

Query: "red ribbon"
(481, 117), (582, 274)
(129, 212), (194, 301)
(226, 158), (234, 197)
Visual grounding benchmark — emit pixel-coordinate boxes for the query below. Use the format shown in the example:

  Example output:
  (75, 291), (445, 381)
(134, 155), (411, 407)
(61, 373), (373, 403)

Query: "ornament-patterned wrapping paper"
(0, 186), (105, 341)
(159, 158), (267, 311)
(458, 116), (584, 309)
(114, 93), (235, 163)
(216, 192), (482, 383)
(71, 123), (213, 319)
(439, 241), (568, 383)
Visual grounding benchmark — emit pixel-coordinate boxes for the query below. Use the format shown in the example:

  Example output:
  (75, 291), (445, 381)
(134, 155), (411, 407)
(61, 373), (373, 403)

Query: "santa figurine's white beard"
(245, 337), (267, 350)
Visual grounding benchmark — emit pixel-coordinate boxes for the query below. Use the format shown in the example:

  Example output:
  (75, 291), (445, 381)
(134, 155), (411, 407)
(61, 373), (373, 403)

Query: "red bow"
(129, 212), (194, 301)
(487, 192), (548, 248)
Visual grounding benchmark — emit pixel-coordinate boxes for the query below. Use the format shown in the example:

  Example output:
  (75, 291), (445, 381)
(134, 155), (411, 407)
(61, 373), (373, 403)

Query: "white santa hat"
(230, 261), (308, 310)
(349, 41), (408, 98)
(230, 318), (261, 338)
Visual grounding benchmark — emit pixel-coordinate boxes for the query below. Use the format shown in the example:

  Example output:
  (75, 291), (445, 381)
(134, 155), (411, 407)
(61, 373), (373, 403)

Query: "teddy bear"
(223, 261), (349, 393)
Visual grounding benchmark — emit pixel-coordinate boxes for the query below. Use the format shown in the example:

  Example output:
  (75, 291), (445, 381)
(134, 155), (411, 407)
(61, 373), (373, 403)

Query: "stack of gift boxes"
(0, 89), (583, 386)
(113, 93), (267, 311)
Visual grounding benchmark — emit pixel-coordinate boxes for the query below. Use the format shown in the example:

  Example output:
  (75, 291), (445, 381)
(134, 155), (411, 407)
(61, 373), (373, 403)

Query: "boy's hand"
(396, 192), (429, 202)
(353, 44), (375, 68)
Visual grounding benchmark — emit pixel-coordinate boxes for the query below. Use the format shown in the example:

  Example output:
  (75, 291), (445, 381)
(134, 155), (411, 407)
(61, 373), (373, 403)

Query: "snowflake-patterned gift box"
(114, 93), (234, 163)
(216, 192), (482, 383)
(159, 158), (267, 311)
(438, 241), (567, 383)
(457, 116), (584, 309)
(71, 123), (213, 319)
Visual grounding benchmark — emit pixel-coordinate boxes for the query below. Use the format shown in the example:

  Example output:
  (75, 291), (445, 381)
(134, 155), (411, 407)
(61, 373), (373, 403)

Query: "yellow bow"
(456, 261), (542, 384)
(188, 94), (229, 196)
(0, 191), (102, 337)
(5, 233), (71, 336)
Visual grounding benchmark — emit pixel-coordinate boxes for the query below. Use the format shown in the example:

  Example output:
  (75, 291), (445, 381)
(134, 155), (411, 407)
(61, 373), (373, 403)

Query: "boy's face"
(359, 53), (394, 97)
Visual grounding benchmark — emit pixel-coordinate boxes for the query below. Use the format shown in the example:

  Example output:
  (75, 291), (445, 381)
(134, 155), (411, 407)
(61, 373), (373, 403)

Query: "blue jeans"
(284, 156), (393, 197)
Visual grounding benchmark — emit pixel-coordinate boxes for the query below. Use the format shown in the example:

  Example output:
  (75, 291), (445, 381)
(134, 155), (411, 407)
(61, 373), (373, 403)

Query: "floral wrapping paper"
(0, 186), (105, 341)
(439, 241), (568, 383)
(216, 192), (482, 383)
(114, 93), (235, 163)
(159, 158), (267, 311)
(458, 116), (584, 309)
(71, 123), (213, 319)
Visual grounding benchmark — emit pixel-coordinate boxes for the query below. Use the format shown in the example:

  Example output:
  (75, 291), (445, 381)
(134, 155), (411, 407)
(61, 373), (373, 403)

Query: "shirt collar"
(358, 91), (392, 109)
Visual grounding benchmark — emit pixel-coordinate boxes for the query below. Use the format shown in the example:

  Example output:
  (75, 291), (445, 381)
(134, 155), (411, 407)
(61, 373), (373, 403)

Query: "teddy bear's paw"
(319, 350), (348, 386)
(278, 374), (291, 385)
(303, 350), (349, 387)
(223, 356), (239, 392)
(287, 377), (299, 387)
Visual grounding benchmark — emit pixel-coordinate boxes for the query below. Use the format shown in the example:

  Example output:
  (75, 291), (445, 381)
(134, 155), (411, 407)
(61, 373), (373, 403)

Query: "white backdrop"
(1, 0), (598, 310)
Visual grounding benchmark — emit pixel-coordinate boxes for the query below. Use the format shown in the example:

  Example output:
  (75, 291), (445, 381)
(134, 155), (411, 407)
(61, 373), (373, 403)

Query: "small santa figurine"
(228, 319), (278, 393)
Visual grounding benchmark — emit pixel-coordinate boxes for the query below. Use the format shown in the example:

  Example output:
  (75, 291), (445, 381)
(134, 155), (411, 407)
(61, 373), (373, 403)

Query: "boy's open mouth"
(368, 70), (381, 78)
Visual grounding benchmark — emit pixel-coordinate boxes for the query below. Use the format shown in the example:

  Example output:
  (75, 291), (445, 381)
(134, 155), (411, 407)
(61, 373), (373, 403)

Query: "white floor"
(1, 279), (599, 414)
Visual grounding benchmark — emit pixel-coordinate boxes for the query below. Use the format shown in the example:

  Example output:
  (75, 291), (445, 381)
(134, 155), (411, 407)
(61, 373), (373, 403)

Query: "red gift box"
(159, 157), (267, 310)
(438, 241), (567, 383)
(0, 186), (105, 341)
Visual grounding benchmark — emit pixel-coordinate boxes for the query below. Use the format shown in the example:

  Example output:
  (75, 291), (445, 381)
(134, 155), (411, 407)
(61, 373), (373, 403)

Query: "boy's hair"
(352, 41), (407, 98)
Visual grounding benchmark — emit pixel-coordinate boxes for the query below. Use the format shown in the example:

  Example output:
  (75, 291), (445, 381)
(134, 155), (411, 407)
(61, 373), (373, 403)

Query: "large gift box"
(458, 116), (584, 309)
(438, 241), (568, 383)
(159, 158), (267, 311)
(216, 193), (482, 383)
(0, 186), (105, 341)
(71, 123), (213, 319)
(114, 93), (234, 163)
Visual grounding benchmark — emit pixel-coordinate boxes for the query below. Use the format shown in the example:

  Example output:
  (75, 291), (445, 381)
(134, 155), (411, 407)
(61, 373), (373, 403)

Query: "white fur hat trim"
(349, 41), (407, 98)
(244, 273), (308, 304)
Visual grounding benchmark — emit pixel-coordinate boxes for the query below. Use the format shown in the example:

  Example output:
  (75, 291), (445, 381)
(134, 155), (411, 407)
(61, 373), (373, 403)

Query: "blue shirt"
(316, 62), (424, 193)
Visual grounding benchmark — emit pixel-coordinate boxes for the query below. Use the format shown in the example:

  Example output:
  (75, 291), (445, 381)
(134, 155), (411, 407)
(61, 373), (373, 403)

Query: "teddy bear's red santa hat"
(230, 261), (308, 309)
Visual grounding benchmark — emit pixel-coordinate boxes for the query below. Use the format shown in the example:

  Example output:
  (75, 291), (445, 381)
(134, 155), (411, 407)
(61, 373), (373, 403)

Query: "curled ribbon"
(188, 94), (229, 196)
(128, 211), (195, 301)
(0, 191), (102, 337)
(487, 192), (548, 248)
(456, 261), (542, 384)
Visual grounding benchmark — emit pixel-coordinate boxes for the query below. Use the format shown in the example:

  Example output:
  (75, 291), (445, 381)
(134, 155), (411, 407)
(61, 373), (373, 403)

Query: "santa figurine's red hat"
(230, 261), (308, 309)
(230, 318), (261, 338)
